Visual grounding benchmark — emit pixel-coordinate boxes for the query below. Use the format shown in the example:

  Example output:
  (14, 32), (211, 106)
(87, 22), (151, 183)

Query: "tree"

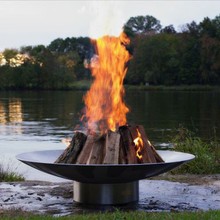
(181, 21), (200, 37)
(2, 49), (18, 64)
(126, 33), (181, 85)
(160, 25), (176, 34)
(200, 36), (220, 84)
(123, 15), (162, 37)
(199, 17), (217, 38)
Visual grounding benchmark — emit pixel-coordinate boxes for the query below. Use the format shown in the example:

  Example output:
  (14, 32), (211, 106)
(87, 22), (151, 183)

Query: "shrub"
(0, 163), (24, 182)
(171, 127), (220, 174)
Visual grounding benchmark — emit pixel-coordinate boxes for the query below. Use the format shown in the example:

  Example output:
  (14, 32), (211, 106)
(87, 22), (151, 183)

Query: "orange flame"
(133, 128), (144, 160)
(83, 32), (131, 134)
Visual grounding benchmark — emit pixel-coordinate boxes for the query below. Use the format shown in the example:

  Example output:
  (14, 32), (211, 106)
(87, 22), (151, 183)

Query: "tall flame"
(83, 32), (131, 134)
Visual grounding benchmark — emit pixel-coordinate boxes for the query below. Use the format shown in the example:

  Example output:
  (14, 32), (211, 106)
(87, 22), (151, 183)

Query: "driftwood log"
(55, 125), (164, 164)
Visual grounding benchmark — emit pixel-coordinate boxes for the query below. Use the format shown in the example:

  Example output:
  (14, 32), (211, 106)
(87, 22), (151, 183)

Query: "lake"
(0, 90), (219, 181)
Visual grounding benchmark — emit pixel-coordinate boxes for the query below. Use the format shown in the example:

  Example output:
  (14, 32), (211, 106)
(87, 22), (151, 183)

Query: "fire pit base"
(73, 181), (139, 205)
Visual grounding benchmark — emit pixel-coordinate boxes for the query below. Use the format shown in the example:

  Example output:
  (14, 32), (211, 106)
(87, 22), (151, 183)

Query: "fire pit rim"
(16, 149), (195, 184)
(16, 149), (195, 167)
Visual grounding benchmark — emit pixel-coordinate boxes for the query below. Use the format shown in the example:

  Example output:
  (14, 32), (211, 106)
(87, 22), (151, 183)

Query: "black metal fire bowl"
(16, 150), (194, 205)
(16, 150), (194, 184)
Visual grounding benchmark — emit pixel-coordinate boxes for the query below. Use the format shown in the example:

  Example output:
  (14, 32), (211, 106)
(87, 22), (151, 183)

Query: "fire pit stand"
(74, 181), (139, 205)
(16, 149), (194, 205)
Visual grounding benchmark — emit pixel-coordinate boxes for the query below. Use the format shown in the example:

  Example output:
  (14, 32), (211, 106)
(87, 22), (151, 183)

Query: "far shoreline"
(0, 81), (220, 92)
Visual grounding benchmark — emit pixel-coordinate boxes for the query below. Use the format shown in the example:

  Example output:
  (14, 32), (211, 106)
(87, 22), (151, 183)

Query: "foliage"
(171, 127), (220, 174)
(123, 15), (162, 37)
(0, 37), (93, 90)
(126, 33), (181, 85)
(1, 15), (220, 89)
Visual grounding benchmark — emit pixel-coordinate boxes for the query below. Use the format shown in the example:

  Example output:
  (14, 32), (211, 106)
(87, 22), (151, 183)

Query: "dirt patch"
(0, 175), (219, 216)
(150, 173), (220, 185)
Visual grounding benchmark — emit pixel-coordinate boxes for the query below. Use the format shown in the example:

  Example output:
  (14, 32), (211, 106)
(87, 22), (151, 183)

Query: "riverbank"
(62, 81), (220, 91)
(73, 82), (220, 92)
(0, 174), (219, 217)
(125, 84), (220, 91)
(1, 80), (220, 92)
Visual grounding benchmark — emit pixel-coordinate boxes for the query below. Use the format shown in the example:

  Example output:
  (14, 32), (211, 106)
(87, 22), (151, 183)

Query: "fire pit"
(16, 149), (194, 205)
(16, 33), (195, 205)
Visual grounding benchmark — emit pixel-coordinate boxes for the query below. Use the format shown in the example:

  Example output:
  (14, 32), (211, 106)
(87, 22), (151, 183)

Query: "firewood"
(76, 135), (95, 164)
(86, 136), (105, 164)
(55, 124), (164, 165)
(137, 125), (164, 163)
(119, 141), (127, 164)
(119, 126), (137, 164)
(54, 132), (87, 164)
(129, 125), (155, 163)
(103, 131), (120, 164)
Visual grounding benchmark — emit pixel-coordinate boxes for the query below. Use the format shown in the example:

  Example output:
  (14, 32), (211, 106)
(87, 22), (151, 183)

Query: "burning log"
(86, 136), (105, 164)
(55, 125), (164, 165)
(55, 132), (87, 164)
(119, 126), (137, 164)
(103, 131), (120, 164)
(76, 135), (96, 164)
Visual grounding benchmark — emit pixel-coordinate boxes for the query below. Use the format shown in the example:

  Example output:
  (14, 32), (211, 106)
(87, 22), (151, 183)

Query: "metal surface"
(16, 150), (195, 184)
(73, 181), (139, 205)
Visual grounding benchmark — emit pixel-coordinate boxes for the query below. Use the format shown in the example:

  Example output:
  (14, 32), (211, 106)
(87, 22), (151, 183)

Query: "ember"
(55, 32), (164, 165)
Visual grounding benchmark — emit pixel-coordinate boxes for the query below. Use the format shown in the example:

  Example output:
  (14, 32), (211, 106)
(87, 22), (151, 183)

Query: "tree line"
(0, 14), (220, 90)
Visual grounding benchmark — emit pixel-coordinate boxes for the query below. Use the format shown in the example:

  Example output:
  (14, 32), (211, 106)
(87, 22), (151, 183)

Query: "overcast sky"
(0, 0), (220, 51)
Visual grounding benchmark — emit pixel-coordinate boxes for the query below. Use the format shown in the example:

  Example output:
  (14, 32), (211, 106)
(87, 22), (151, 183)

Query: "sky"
(0, 0), (220, 51)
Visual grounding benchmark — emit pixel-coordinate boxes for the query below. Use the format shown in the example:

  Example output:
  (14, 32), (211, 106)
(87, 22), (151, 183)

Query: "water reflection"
(0, 98), (23, 135)
(0, 101), (7, 124)
(8, 98), (23, 123)
(0, 90), (219, 181)
(0, 98), (23, 124)
(0, 90), (219, 142)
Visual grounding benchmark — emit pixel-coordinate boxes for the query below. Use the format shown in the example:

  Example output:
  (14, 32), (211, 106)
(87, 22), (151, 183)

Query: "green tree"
(177, 22), (201, 84)
(123, 15), (162, 37)
(126, 33), (181, 85)
(160, 25), (176, 34)
(3, 49), (18, 61)
(200, 36), (220, 84)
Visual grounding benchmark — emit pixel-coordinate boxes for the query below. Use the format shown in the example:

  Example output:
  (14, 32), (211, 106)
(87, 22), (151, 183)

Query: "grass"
(67, 80), (92, 90)
(124, 84), (220, 91)
(0, 209), (220, 220)
(66, 82), (220, 92)
(0, 163), (24, 182)
(170, 126), (220, 174)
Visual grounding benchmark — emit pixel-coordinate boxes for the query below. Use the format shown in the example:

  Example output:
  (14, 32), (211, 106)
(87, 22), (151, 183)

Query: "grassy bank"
(0, 164), (24, 182)
(67, 83), (220, 92)
(125, 84), (220, 91)
(2, 81), (220, 92)
(67, 80), (220, 92)
(170, 127), (220, 174)
(67, 80), (92, 90)
(0, 209), (220, 220)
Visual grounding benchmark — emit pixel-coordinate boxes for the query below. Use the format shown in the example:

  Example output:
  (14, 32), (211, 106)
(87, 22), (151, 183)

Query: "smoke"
(88, 1), (124, 38)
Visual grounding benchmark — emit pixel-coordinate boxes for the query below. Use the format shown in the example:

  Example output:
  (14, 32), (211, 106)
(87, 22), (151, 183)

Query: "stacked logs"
(55, 125), (164, 164)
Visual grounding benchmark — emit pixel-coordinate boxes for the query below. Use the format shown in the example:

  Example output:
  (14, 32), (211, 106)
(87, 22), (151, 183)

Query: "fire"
(133, 128), (144, 160)
(83, 32), (131, 134)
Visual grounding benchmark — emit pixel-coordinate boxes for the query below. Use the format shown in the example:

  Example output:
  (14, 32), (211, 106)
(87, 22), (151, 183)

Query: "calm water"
(0, 90), (219, 180)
